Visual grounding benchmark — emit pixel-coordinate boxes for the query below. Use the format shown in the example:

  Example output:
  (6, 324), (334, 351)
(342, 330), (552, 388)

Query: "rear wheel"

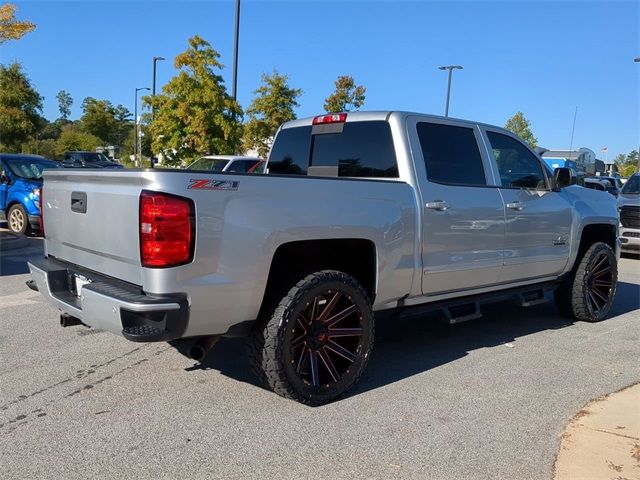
(250, 270), (374, 406)
(554, 242), (617, 322)
(8, 204), (29, 235)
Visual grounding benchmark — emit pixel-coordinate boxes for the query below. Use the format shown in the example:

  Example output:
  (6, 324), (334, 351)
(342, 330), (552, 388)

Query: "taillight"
(139, 190), (195, 268)
(39, 188), (44, 237)
(312, 113), (347, 125)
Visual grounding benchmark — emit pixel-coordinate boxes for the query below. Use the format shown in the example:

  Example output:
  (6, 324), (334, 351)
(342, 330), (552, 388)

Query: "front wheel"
(251, 270), (375, 406)
(554, 242), (618, 322)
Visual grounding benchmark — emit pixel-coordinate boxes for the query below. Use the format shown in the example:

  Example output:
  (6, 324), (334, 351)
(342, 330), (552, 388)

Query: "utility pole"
(231, 0), (241, 100)
(134, 87), (150, 168)
(438, 65), (463, 117)
(151, 56), (165, 168)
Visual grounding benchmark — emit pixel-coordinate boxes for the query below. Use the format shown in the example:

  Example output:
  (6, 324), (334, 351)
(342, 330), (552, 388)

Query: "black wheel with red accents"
(250, 270), (374, 406)
(554, 242), (617, 322)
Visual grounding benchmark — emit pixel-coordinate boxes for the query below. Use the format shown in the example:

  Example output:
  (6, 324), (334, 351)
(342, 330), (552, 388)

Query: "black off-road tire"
(249, 270), (375, 406)
(554, 242), (617, 322)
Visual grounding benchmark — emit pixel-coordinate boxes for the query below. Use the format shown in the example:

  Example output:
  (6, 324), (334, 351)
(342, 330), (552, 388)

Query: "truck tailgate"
(42, 170), (145, 285)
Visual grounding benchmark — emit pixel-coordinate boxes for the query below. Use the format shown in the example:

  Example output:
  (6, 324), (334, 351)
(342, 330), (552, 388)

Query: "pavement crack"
(0, 346), (145, 411)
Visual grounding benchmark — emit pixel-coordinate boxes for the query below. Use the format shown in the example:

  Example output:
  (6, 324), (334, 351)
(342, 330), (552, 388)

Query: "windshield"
(6, 159), (56, 180)
(186, 157), (229, 172)
(621, 174), (640, 194)
(84, 152), (111, 163)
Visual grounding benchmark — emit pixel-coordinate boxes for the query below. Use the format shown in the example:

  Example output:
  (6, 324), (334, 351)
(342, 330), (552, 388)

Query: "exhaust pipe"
(60, 313), (83, 328)
(188, 335), (221, 362)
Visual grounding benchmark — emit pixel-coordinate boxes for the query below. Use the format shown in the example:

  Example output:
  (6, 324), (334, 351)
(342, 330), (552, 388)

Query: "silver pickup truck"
(28, 111), (620, 405)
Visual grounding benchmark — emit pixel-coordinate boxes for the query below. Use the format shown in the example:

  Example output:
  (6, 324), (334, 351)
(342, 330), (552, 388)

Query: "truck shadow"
(183, 281), (639, 400)
(0, 236), (44, 276)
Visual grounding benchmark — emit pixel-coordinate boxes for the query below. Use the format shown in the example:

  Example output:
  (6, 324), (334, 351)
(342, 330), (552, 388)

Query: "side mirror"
(0, 173), (7, 183)
(554, 167), (576, 189)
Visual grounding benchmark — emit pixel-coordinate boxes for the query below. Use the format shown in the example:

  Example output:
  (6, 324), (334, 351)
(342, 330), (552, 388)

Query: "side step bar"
(392, 283), (555, 324)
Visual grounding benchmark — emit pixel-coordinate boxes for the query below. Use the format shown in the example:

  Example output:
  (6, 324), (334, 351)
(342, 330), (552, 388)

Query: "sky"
(2, 0), (639, 158)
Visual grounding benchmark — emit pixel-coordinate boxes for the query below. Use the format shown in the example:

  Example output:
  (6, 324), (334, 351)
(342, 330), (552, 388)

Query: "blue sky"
(2, 0), (638, 158)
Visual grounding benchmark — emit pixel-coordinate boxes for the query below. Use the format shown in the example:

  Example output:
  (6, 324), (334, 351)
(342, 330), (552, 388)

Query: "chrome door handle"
(506, 201), (524, 211)
(425, 200), (450, 211)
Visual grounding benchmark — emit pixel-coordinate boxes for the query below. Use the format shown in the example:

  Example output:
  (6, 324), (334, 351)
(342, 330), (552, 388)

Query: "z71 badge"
(188, 179), (239, 191)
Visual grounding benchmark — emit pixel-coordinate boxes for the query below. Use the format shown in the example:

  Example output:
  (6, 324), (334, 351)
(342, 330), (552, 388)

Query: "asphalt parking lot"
(1, 236), (638, 480)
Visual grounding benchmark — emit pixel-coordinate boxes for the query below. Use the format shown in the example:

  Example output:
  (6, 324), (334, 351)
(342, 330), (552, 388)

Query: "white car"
(186, 155), (265, 174)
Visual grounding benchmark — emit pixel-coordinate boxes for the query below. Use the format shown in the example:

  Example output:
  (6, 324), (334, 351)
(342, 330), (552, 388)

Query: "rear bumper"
(27, 257), (189, 342)
(28, 215), (40, 230)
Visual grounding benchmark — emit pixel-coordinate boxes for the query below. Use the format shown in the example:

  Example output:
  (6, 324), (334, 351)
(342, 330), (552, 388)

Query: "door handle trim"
(506, 201), (524, 211)
(425, 200), (450, 211)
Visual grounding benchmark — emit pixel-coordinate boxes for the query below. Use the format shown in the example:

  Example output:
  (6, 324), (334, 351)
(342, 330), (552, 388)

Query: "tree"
(0, 62), (43, 152)
(504, 111), (538, 148)
(323, 75), (366, 113)
(144, 36), (243, 166)
(615, 150), (639, 177)
(80, 97), (116, 144)
(22, 138), (57, 159)
(56, 90), (73, 120)
(0, 3), (35, 44)
(243, 70), (302, 157)
(55, 125), (101, 156)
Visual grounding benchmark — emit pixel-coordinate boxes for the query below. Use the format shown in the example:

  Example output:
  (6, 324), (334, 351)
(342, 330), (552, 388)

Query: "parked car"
(598, 175), (623, 191)
(584, 177), (617, 195)
(28, 111), (620, 405)
(185, 155), (265, 173)
(62, 151), (124, 169)
(618, 173), (640, 253)
(0, 153), (60, 234)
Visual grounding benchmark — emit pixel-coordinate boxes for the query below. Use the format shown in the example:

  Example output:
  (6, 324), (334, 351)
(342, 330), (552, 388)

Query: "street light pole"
(438, 65), (463, 117)
(151, 56), (165, 168)
(134, 87), (150, 168)
(635, 57), (640, 172)
(231, 0), (241, 100)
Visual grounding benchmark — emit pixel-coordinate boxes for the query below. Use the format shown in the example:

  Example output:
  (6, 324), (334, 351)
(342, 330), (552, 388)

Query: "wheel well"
(258, 239), (377, 319)
(578, 224), (617, 259)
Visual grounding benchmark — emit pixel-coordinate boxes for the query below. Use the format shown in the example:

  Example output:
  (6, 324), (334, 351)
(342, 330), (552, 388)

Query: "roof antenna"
(568, 106), (578, 152)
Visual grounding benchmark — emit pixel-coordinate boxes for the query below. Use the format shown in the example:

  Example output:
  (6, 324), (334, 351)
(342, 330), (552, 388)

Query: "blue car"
(0, 153), (61, 234)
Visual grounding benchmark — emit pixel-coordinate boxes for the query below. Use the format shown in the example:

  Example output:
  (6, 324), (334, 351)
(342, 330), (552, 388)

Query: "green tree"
(504, 111), (538, 148)
(615, 150), (639, 177)
(56, 90), (73, 120)
(0, 3), (35, 44)
(79, 97), (118, 144)
(323, 75), (366, 113)
(0, 62), (43, 152)
(243, 70), (302, 157)
(22, 138), (58, 159)
(144, 35), (243, 166)
(55, 125), (101, 156)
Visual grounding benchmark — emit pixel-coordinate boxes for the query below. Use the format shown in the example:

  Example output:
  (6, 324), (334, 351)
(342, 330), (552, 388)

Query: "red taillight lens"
(312, 113), (347, 125)
(139, 190), (195, 268)
(39, 188), (44, 237)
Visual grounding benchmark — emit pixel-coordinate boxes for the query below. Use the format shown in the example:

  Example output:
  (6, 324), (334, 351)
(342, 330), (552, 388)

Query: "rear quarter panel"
(143, 173), (417, 337)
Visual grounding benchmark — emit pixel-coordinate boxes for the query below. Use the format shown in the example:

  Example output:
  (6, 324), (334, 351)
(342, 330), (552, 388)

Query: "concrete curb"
(0, 231), (29, 252)
(554, 383), (640, 480)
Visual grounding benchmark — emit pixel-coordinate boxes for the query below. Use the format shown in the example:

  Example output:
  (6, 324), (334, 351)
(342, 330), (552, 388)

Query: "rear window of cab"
(268, 121), (398, 178)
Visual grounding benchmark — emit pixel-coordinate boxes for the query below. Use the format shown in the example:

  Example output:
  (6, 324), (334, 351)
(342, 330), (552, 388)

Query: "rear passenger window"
(417, 122), (486, 186)
(311, 122), (398, 178)
(268, 126), (312, 175)
(486, 132), (547, 190)
(267, 122), (398, 178)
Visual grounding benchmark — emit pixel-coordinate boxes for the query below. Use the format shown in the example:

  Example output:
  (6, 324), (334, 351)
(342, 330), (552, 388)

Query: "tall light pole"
(438, 65), (463, 117)
(134, 87), (150, 168)
(231, 0), (240, 100)
(635, 57), (640, 172)
(151, 56), (165, 168)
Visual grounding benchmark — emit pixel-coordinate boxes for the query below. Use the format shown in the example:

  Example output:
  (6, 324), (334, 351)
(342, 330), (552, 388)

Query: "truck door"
(481, 129), (573, 282)
(407, 117), (506, 295)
